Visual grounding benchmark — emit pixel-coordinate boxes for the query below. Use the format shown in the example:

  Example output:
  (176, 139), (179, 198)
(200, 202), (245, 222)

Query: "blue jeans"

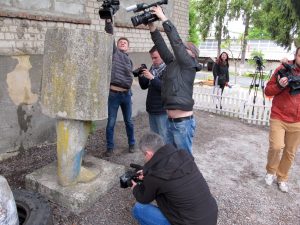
(166, 117), (196, 154)
(132, 203), (171, 225)
(148, 113), (168, 142)
(106, 90), (135, 149)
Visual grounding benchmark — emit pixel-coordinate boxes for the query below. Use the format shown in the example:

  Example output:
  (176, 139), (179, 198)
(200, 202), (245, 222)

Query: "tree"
(229, 0), (262, 64)
(247, 27), (272, 40)
(194, 0), (229, 57)
(260, 0), (300, 49)
(188, 0), (200, 45)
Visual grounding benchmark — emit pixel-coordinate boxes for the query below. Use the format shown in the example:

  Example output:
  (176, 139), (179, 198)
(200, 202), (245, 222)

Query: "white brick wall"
(0, 0), (190, 55)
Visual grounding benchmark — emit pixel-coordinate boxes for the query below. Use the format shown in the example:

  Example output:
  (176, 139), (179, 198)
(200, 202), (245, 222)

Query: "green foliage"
(188, 0), (200, 45)
(248, 27), (272, 40)
(261, 0), (300, 49)
(248, 50), (266, 66)
(194, 0), (218, 40)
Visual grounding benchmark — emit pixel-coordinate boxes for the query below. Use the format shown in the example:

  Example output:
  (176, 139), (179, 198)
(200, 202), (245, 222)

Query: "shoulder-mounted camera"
(126, 0), (168, 27)
(277, 63), (300, 95)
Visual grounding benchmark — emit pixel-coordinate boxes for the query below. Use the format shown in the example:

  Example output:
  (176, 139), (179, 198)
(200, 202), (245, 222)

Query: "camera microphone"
(130, 163), (143, 170)
(125, 3), (146, 12)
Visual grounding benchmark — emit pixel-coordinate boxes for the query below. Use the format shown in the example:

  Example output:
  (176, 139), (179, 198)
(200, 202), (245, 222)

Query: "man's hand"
(131, 180), (137, 190)
(142, 69), (154, 80)
(280, 58), (289, 64)
(278, 75), (289, 88)
(151, 6), (167, 22)
(131, 170), (144, 190)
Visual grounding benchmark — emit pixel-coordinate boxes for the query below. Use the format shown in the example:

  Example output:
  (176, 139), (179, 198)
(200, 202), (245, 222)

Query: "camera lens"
(131, 14), (143, 27)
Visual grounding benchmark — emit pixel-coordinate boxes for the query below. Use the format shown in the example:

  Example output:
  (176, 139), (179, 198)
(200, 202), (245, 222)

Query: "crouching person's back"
(130, 132), (218, 225)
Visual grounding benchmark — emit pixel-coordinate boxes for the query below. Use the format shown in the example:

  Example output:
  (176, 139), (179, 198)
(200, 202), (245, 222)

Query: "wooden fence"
(193, 85), (273, 126)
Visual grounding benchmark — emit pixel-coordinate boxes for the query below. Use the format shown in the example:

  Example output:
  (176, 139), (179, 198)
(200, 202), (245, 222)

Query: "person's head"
(149, 46), (163, 66)
(138, 132), (165, 162)
(217, 52), (229, 67)
(294, 47), (300, 68)
(117, 37), (129, 52)
(184, 42), (199, 59)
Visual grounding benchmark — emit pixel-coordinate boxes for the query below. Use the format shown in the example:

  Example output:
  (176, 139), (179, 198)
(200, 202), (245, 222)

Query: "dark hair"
(117, 37), (130, 46)
(216, 52), (229, 67)
(149, 46), (157, 54)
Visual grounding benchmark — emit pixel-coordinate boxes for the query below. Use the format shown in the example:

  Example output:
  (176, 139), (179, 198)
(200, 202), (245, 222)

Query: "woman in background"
(212, 52), (230, 109)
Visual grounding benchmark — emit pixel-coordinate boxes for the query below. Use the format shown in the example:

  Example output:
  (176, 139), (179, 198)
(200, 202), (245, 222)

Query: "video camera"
(253, 56), (264, 69)
(126, 0), (168, 27)
(133, 64), (147, 77)
(119, 163), (143, 188)
(98, 0), (120, 20)
(277, 63), (300, 95)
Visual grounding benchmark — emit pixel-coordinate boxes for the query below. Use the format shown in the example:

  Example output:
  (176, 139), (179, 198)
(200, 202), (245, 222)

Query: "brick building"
(0, 0), (190, 157)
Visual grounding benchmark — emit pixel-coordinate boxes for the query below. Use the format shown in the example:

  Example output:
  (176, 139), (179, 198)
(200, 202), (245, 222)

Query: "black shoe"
(129, 145), (136, 153)
(105, 149), (113, 157)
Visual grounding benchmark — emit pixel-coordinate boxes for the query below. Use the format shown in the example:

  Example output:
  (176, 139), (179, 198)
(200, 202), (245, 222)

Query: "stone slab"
(42, 28), (113, 121)
(25, 155), (125, 213)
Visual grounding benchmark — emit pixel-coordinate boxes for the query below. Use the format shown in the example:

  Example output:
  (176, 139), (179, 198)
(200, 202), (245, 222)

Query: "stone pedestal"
(41, 28), (113, 121)
(25, 156), (125, 213)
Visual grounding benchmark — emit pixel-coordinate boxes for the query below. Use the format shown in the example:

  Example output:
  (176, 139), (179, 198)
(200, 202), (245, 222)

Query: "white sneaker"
(278, 182), (289, 193)
(265, 173), (275, 185)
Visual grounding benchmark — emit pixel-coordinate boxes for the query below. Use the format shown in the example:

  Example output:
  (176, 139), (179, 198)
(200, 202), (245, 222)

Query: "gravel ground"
(1, 111), (300, 225)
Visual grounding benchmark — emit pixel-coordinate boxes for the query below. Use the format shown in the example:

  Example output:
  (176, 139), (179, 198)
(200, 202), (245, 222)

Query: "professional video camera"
(98, 0), (120, 20)
(132, 64), (147, 77)
(126, 0), (168, 27)
(119, 163), (143, 188)
(253, 56), (263, 69)
(277, 63), (300, 95)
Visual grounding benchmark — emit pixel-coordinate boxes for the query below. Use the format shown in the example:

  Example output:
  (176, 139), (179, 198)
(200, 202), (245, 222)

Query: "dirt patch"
(0, 111), (299, 225)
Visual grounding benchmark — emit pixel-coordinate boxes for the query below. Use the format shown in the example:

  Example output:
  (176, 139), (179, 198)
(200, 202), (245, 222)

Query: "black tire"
(12, 189), (53, 225)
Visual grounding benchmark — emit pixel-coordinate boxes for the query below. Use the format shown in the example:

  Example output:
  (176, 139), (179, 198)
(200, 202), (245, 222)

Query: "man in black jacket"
(148, 6), (201, 154)
(138, 46), (168, 141)
(131, 132), (218, 225)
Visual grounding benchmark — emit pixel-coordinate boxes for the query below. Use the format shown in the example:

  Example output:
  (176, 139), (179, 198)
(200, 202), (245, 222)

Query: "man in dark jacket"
(148, 6), (201, 154)
(104, 19), (135, 157)
(131, 132), (218, 225)
(138, 46), (168, 141)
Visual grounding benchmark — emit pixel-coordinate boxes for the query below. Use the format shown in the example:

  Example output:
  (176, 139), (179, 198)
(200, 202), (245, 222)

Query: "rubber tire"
(12, 189), (53, 225)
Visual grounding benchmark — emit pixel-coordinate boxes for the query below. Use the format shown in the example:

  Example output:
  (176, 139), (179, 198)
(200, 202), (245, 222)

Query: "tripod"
(248, 64), (266, 115)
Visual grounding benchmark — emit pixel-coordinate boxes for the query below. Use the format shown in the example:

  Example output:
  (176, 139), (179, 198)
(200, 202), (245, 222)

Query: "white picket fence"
(193, 85), (273, 126)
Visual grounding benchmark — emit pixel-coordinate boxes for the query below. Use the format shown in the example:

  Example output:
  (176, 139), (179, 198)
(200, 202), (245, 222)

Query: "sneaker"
(278, 182), (289, 193)
(129, 145), (136, 153)
(265, 173), (275, 185)
(105, 149), (113, 157)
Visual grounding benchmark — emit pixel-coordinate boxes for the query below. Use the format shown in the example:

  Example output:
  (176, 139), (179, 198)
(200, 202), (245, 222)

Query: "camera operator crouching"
(147, 6), (201, 155)
(131, 132), (218, 225)
(264, 47), (300, 193)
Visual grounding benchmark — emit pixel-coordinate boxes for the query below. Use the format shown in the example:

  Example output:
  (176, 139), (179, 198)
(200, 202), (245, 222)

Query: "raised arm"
(105, 19), (117, 53)
(148, 23), (174, 64)
(151, 6), (194, 67)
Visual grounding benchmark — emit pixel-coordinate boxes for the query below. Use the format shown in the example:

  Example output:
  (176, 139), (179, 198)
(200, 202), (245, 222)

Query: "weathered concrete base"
(25, 155), (125, 213)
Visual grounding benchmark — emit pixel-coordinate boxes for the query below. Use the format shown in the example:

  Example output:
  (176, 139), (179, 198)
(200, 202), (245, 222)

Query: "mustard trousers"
(266, 119), (300, 182)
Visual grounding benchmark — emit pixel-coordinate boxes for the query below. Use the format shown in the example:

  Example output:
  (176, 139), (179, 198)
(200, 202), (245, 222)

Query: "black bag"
(217, 75), (226, 85)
